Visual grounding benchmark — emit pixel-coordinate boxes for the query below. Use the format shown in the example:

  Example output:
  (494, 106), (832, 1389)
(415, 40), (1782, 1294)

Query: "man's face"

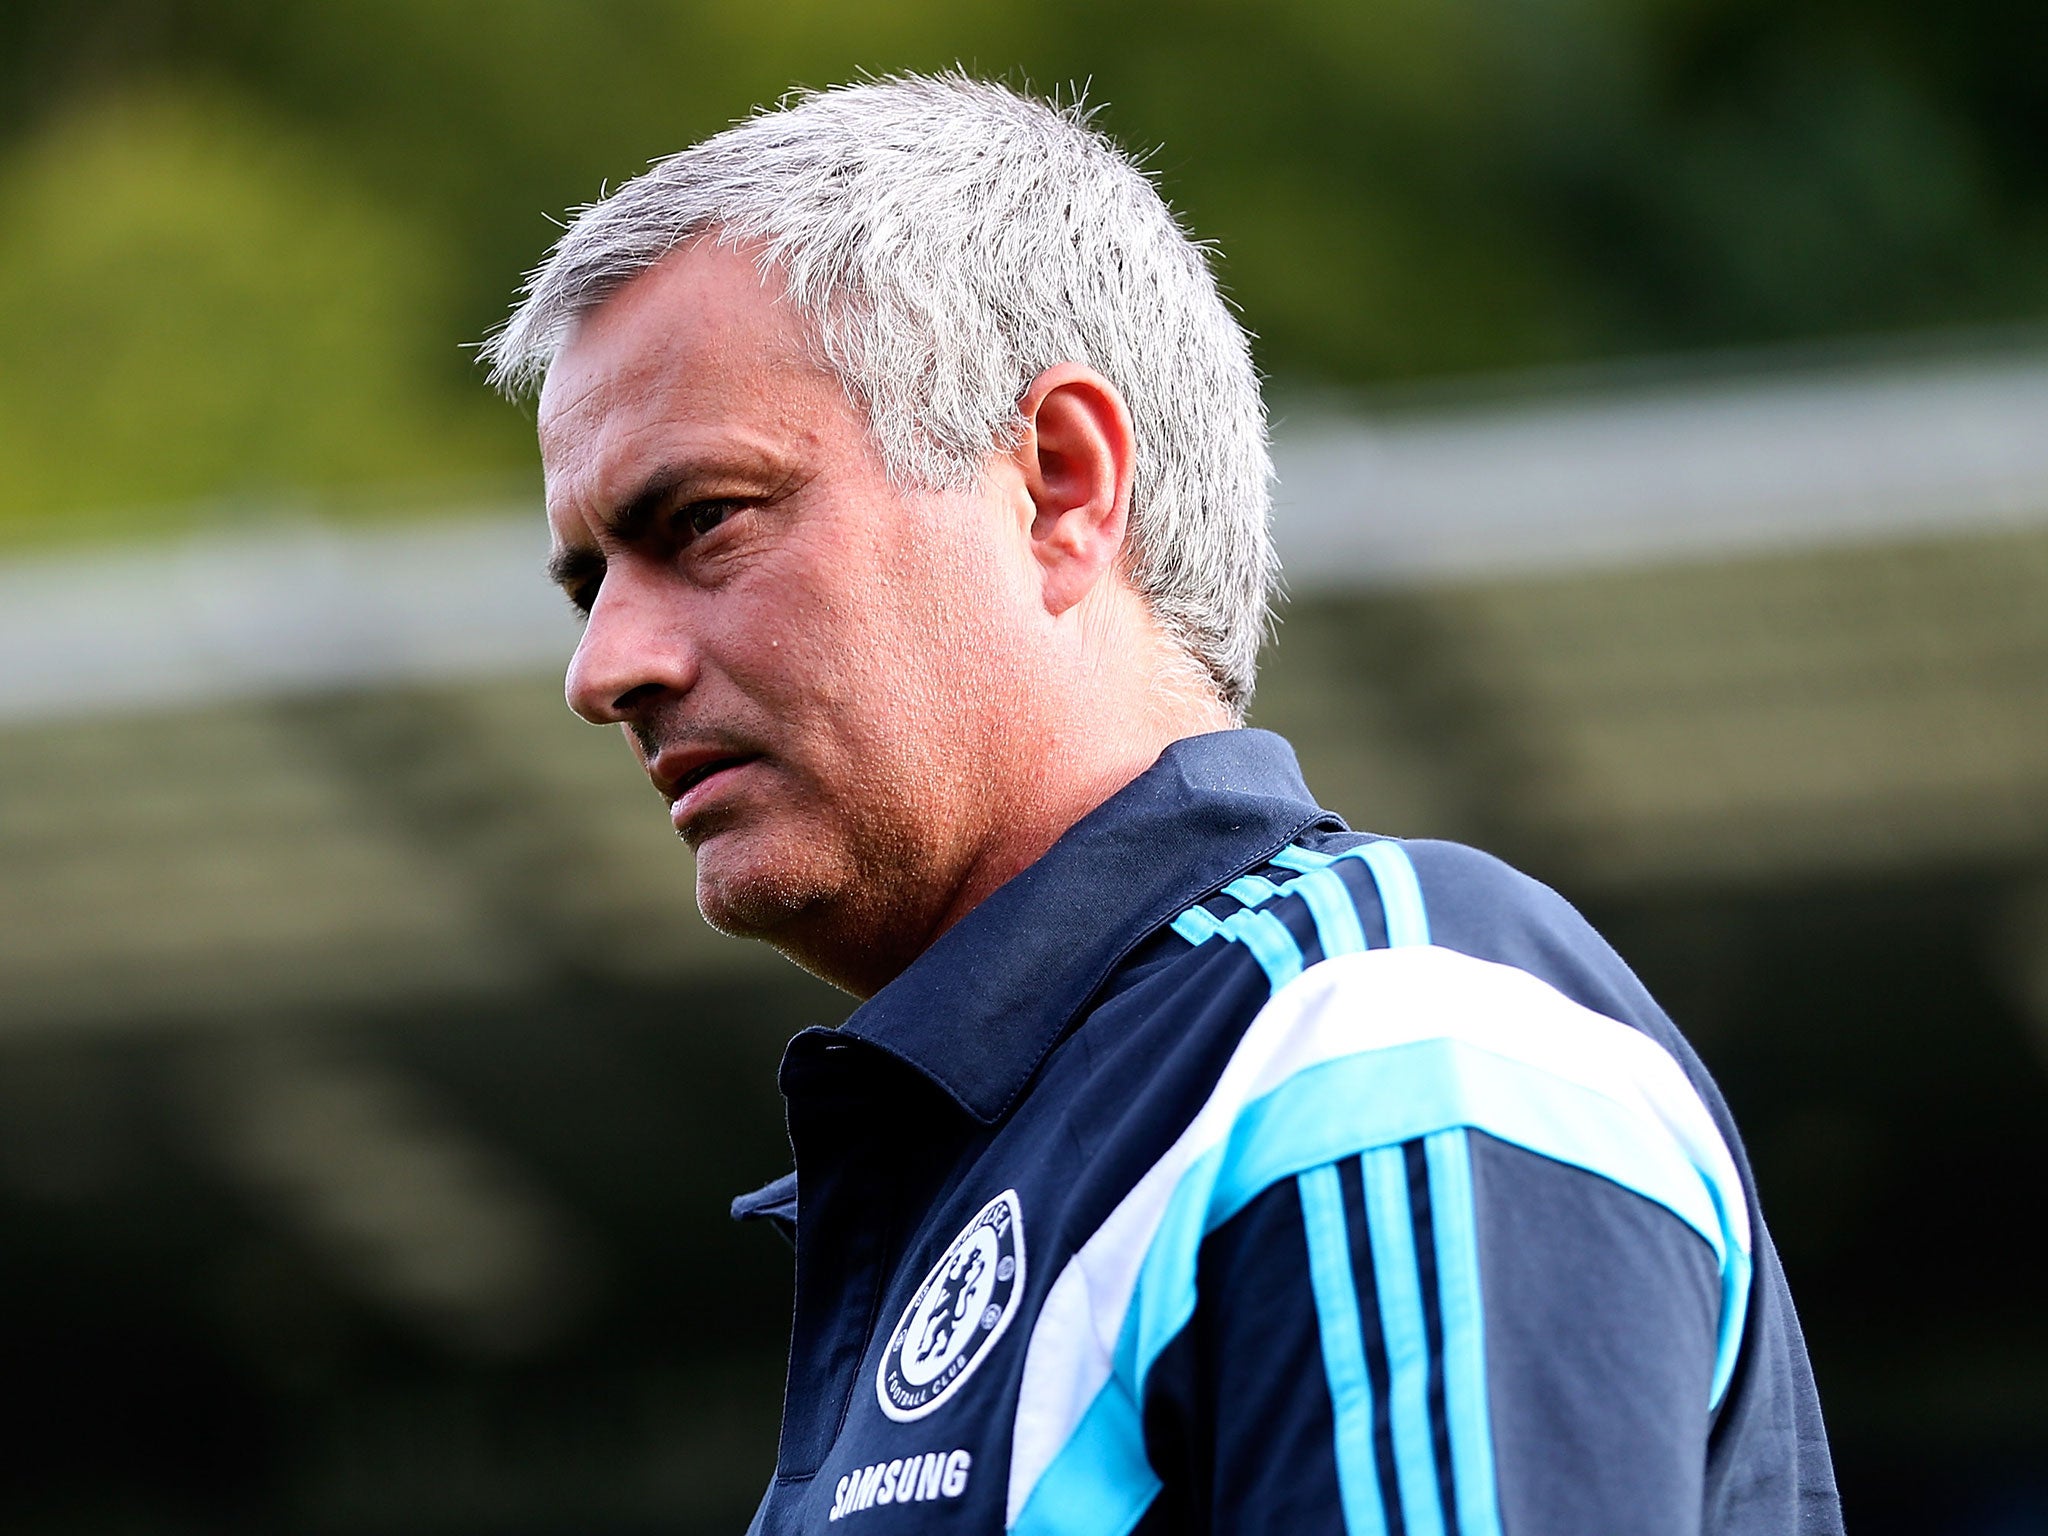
(537, 242), (1042, 990)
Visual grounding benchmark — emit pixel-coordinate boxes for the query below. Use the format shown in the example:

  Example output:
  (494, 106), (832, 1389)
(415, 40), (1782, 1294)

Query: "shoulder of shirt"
(1100, 829), (1744, 1170)
(1144, 830), (1698, 1066)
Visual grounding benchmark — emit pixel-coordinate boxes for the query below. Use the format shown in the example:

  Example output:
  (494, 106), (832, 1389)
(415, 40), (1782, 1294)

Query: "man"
(485, 73), (1840, 1536)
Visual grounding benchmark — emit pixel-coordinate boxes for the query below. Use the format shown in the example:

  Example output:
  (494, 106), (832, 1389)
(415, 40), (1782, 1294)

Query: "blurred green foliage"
(2, 0), (2044, 545)
(0, 85), (513, 541)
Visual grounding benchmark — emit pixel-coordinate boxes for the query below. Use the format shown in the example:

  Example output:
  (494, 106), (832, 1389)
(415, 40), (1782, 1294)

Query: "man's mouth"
(673, 757), (744, 796)
(650, 749), (763, 819)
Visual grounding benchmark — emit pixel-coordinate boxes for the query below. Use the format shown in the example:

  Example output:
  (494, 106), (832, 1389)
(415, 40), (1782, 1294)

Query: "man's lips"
(648, 748), (763, 822)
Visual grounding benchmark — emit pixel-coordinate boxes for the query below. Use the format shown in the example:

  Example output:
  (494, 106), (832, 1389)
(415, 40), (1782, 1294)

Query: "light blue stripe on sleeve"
(1264, 840), (1429, 950)
(1170, 903), (1304, 991)
(1008, 1376), (1160, 1536)
(1711, 1231), (1753, 1410)
(1216, 849), (1370, 961)
(1177, 839), (1423, 986)
(1361, 1147), (1448, 1536)
(1269, 843), (1334, 874)
(1219, 909), (1304, 990)
(1290, 867), (1370, 958)
(1224, 873), (1285, 907)
(1298, 1166), (1390, 1536)
(1423, 1130), (1504, 1536)
(1359, 842), (1431, 948)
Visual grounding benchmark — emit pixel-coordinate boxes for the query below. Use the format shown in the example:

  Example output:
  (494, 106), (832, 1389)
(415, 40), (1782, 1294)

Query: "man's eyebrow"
(546, 453), (796, 592)
(546, 543), (605, 592)
(543, 464), (700, 591)
(604, 466), (697, 541)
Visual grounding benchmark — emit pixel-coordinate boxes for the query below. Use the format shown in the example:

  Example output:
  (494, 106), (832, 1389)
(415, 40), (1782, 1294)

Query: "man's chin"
(692, 841), (829, 940)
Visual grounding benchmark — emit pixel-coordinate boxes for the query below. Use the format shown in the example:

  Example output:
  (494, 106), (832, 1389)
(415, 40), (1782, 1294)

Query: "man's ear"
(1012, 364), (1137, 617)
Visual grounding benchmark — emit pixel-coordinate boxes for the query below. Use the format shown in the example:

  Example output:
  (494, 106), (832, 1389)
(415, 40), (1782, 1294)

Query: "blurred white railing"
(6, 343), (2048, 723)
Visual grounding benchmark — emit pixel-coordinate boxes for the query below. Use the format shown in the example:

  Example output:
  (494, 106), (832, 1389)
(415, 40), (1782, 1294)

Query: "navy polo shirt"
(732, 730), (1841, 1535)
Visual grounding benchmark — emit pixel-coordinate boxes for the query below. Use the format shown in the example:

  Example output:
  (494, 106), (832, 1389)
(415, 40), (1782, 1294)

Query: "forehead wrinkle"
(540, 245), (868, 578)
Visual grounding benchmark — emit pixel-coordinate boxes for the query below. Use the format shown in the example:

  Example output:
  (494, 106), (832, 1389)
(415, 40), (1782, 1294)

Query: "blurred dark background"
(2, 4), (2045, 1533)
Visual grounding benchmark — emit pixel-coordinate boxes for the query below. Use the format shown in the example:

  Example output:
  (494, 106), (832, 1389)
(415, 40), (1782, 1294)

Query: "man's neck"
(788, 709), (1235, 1001)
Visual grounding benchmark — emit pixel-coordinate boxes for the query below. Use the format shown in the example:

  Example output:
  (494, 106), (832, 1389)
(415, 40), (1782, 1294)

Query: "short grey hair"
(483, 72), (1275, 715)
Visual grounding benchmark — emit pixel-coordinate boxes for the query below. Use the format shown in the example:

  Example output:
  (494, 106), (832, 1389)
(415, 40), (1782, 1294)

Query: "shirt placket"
(767, 1035), (889, 1487)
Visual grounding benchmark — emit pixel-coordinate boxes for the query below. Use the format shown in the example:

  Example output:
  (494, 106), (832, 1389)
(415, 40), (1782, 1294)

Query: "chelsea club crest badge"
(877, 1189), (1026, 1421)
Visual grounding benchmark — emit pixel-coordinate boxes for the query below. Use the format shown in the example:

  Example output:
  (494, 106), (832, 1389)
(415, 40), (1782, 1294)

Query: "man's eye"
(681, 499), (740, 540)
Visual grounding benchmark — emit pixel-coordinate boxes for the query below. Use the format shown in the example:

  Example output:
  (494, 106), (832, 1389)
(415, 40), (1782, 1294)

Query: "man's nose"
(564, 573), (697, 724)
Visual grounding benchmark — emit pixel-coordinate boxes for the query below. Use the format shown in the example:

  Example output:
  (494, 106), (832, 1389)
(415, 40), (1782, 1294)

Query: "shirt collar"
(823, 727), (1339, 1125)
